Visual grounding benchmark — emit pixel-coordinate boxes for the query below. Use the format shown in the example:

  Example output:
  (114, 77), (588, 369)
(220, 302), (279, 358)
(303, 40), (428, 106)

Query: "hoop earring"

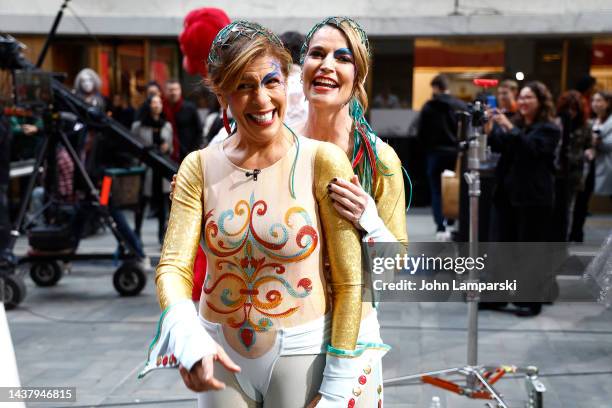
(223, 108), (231, 134)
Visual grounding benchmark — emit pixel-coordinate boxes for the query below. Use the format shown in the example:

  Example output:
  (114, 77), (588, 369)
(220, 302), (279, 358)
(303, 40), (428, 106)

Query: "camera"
(14, 70), (54, 108)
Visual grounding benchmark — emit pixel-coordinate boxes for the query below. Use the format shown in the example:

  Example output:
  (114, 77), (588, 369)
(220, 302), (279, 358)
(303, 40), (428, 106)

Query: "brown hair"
(431, 74), (449, 91)
(206, 35), (292, 95)
(519, 81), (555, 124)
(556, 90), (585, 126)
(499, 79), (519, 95)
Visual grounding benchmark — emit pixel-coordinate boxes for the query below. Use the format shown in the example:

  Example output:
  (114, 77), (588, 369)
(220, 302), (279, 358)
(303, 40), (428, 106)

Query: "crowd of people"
(418, 74), (612, 245)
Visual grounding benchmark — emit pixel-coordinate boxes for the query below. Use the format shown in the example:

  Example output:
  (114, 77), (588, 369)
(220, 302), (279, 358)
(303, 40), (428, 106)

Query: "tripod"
(384, 87), (545, 407)
(0, 106), (148, 309)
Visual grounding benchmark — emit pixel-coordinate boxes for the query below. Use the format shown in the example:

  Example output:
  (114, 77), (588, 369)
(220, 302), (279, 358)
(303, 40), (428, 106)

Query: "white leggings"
(197, 311), (385, 407)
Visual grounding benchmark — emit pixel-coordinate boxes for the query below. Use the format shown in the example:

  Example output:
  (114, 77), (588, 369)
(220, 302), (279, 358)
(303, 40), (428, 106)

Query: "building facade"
(3, 0), (611, 110)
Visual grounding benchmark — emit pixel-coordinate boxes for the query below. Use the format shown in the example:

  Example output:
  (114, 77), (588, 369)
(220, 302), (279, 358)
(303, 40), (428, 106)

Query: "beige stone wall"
(1, 1), (611, 36)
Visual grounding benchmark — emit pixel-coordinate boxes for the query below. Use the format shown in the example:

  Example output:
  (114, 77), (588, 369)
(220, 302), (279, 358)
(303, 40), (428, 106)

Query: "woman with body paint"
(300, 17), (408, 245)
(298, 17), (409, 407)
(140, 20), (376, 408)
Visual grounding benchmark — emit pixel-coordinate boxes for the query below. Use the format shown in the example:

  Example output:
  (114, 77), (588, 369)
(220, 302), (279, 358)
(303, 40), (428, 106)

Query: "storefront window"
(591, 37), (612, 91)
(97, 45), (114, 98)
(117, 43), (145, 108)
(412, 39), (504, 109)
(149, 42), (178, 88)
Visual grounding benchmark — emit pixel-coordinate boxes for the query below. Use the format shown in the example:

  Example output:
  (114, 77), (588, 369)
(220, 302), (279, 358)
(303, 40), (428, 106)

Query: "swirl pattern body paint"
(203, 192), (318, 350)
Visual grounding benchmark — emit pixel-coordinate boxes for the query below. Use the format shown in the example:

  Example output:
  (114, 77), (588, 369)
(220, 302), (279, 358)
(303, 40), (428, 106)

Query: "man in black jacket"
(163, 79), (204, 163)
(416, 74), (467, 239)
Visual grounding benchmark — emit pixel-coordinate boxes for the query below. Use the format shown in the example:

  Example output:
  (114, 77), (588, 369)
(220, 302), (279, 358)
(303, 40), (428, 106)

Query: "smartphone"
(486, 94), (497, 109)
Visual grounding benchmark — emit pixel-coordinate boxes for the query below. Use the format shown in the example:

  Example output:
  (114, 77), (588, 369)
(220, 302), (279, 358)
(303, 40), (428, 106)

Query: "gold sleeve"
(314, 142), (362, 351)
(155, 151), (203, 310)
(373, 142), (408, 245)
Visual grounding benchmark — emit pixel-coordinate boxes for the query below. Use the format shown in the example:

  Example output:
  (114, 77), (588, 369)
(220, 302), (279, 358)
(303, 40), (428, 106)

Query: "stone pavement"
(5, 208), (612, 408)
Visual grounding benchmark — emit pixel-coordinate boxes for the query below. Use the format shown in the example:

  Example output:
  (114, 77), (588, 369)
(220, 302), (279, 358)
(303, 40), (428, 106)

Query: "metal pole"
(8, 136), (50, 249)
(465, 107), (483, 388)
(36, 0), (70, 68)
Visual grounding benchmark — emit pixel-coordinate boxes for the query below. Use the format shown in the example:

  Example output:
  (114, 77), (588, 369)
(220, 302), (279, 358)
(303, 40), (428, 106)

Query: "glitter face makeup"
(333, 47), (354, 62)
(261, 61), (284, 87)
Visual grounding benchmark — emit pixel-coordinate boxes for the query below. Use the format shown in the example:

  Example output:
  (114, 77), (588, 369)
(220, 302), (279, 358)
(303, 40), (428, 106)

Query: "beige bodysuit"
(156, 135), (363, 357)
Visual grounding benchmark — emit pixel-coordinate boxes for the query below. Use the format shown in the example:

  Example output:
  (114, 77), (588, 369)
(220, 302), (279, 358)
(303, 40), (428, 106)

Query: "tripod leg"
(472, 369), (508, 408)
(57, 131), (140, 259)
(384, 367), (463, 385)
(57, 130), (97, 195)
(9, 136), (50, 250)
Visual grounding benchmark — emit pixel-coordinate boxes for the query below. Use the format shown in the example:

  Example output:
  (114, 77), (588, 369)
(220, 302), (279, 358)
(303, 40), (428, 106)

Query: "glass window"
(117, 43), (145, 108)
(591, 37), (612, 91)
(412, 39), (504, 109)
(370, 38), (414, 109)
(149, 42), (179, 88)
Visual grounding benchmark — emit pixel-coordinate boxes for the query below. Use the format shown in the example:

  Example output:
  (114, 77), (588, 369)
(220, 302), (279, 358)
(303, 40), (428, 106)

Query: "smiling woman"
(298, 17), (409, 407)
(139, 20), (367, 408)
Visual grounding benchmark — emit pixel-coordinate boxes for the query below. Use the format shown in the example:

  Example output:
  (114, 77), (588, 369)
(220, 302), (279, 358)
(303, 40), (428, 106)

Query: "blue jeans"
(426, 151), (457, 232)
(109, 208), (145, 259)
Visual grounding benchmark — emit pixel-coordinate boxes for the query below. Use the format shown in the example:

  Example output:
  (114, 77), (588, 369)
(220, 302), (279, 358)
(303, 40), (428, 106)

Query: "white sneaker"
(139, 256), (152, 271)
(435, 231), (452, 242)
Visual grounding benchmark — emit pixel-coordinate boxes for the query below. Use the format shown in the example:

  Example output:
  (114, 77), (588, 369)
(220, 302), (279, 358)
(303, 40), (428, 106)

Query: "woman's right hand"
(585, 148), (596, 162)
(169, 174), (177, 201)
(22, 124), (38, 136)
(178, 342), (241, 392)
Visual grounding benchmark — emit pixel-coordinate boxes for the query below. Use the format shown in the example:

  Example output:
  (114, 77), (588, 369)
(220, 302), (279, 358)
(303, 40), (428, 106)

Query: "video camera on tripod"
(0, 31), (179, 309)
(456, 79), (501, 171)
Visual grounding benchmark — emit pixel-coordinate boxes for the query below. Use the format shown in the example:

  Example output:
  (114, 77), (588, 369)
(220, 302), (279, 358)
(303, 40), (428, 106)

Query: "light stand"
(383, 80), (545, 408)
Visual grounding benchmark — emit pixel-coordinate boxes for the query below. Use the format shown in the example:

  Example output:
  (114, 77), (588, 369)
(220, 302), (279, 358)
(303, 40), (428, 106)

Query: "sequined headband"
(300, 16), (370, 65)
(208, 20), (284, 65)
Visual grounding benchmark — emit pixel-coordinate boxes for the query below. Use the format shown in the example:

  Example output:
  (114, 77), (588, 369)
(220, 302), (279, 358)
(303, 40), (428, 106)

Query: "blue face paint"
(334, 48), (353, 60)
(261, 61), (283, 87)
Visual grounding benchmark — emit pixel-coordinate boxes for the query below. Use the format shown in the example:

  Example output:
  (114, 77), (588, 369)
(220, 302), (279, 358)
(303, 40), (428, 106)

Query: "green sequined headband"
(299, 16), (370, 65)
(208, 20), (284, 65)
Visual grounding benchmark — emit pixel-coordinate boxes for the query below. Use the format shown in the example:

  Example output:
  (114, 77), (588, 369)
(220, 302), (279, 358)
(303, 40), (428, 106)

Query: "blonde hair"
(333, 21), (370, 110)
(206, 35), (292, 95)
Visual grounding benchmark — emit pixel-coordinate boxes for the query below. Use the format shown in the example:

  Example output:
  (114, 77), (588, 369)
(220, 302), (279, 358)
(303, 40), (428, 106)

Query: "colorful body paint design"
(203, 192), (317, 350)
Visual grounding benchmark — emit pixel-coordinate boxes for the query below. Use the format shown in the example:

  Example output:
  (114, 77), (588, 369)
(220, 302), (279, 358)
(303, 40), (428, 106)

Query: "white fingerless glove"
(138, 300), (216, 378)
(358, 195), (396, 243)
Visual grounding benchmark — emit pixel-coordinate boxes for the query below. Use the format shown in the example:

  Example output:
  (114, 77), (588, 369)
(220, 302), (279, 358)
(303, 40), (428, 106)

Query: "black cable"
(53, 371), (612, 405)
(15, 307), (612, 334)
(66, 4), (103, 48)
(381, 324), (612, 336)
(384, 370), (612, 387)
(17, 306), (156, 325)
(54, 397), (196, 408)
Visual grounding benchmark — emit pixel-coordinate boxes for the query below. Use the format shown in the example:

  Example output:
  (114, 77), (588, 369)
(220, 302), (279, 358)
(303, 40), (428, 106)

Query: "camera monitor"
(14, 69), (54, 107)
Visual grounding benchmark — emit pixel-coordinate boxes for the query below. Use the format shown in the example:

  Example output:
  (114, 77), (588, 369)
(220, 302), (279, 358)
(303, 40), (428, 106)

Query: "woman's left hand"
(328, 175), (369, 228)
(169, 174), (177, 201)
(491, 111), (514, 132)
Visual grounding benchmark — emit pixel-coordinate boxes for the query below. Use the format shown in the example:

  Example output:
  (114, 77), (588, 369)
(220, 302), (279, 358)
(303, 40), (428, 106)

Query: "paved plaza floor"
(5, 208), (612, 407)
